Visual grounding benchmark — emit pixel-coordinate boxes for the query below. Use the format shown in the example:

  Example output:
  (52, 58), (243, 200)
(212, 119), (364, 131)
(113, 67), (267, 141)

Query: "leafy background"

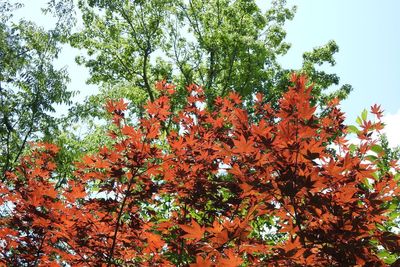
(10, 0), (400, 147)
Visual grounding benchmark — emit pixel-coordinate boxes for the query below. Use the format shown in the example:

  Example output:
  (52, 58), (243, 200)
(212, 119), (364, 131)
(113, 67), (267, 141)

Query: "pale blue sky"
(12, 0), (400, 144)
(279, 0), (400, 124)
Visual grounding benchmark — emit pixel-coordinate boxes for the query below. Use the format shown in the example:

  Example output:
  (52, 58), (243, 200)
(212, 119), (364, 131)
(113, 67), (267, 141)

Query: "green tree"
(69, 0), (351, 116)
(42, 0), (353, 178)
(0, 1), (73, 178)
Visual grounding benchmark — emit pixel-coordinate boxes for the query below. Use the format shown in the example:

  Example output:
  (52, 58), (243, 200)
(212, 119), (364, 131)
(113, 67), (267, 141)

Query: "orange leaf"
(218, 249), (243, 267)
(180, 219), (205, 241)
(189, 255), (212, 267)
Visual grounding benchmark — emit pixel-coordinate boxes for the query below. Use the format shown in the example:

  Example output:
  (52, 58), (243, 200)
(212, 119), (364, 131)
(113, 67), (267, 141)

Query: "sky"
(276, 0), (400, 146)
(11, 0), (400, 147)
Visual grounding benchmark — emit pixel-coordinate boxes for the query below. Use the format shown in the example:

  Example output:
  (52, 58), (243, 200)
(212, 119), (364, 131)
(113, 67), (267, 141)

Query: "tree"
(59, 0), (352, 175)
(0, 2), (73, 178)
(69, 0), (351, 116)
(1, 75), (399, 266)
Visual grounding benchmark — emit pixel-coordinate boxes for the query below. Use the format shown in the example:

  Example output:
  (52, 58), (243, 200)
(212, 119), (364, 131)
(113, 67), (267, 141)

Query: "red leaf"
(189, 255), (212, 267)
(233, 135), (254, 155)
(218, 249), (243, 267)
(180, 219), (205, 241)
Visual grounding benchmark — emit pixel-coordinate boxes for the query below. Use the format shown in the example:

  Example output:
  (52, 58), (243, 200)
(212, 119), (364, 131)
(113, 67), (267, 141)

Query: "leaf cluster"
(1, 75), (399, 266)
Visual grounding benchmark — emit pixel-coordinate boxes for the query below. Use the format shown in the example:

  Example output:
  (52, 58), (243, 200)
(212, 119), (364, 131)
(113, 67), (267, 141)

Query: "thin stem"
(178, 202), (187, 266)
(107, 170), (137, 266)
(33, 234), (46, 267)
(142, 50), (155, 102)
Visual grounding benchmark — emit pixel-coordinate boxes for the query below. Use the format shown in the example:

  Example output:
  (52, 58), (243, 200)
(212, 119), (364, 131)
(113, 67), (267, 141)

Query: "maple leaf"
(144, 232), (164, 252)
(146, 124), (160, 139)
(229, 164), (244, 178)
(218, 249), (243, 267)
(180, 219), (205, 241)
(251, 119), (271, 137)
(370, 104), (383, 119)
(233, 135), (254, 155)
(4, 77), (399, 266)
(105, 99), (128, 113)
(211, 229), (229, 246)
(255, 92), (263, 103)
(155, 80), (176, 94)
(145, 99), (171, 119)
(94, 159), (109, 169)
(121, 125), (137, 137)
(290, 72), (298, 83)
(42, 143), (60, 153)
(114, 99), (128, 111)
(284, 236), (302, 253)
(189, 255), (212, 267)
(228, 92), (242, 104)
(328, 97), (340, 106)
(155, 79), (167, 91)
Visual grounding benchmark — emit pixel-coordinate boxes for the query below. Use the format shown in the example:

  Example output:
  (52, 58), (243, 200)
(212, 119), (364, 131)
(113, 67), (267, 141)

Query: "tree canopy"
(0, 1), (399, 266)
(0, 1), (72, 177)
(69, 0), (351, 116)
(1, 75), (399, 266)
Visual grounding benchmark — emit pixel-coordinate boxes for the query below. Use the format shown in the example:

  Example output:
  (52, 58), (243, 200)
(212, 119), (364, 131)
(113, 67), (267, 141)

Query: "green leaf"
(349, 144), (358, 153)
(370, 144), (384, 154)
(389, 211), (400, 220)
(365, 155), (378, 162)
(361, 108), (368, 121)
(356, 116), (362, 126)
(347, 125), (359, 134)
(377, 249), (398, 264)
(362, 178), (373, 190)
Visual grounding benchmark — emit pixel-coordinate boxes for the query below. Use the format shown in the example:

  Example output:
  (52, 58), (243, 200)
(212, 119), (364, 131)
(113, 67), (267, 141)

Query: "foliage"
(69, 0), (350, 114)
(58, 0), (353, 175)
(1, 75), (399, 266)
(0, 2), (73, 178)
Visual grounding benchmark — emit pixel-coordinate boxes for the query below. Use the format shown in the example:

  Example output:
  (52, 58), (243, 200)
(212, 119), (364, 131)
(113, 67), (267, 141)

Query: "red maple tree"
(1, 74), (399, 266)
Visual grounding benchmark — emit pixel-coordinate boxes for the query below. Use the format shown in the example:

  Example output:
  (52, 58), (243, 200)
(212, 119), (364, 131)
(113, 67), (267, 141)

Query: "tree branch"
(142, 50), (155, 102)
